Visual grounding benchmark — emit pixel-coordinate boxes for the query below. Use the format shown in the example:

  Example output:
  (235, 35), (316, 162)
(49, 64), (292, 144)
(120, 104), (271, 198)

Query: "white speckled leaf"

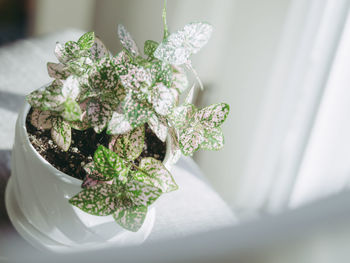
(61, 98), (82, 122)
(90, 37), (109, 61)
(69, 183), (119, 216)
(51, 117), (71, 151)
(172, 65), (188, 93)
(154, 22), (213, 65)
(94, 145), (129, 183)
(195, 103), (230, 128)
(150, 61), (173, 87)
(125, 178), (162, 207)
(201, 127), (224, 151)
(47, 62), (70, 80)
(136, 157), (178, 193)
(149, 83), (175, 116)
(118, 24), (139, 57)
(113, 205), (147, 232)
(168, 126), (181, 164)
(110, 125), (145, 161)
(30, 109), (53, 130)
(168, 104), (195, 129)
(62, 76), (80, 100)
(179, 125), (204, 156)
(107, 111), (132, 135)
(147, 114), (167, 142)
(77, 32), (95, 50)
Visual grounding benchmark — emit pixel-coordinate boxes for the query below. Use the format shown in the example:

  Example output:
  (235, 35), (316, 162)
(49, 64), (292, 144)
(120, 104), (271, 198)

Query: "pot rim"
(19, 101), (173, 187)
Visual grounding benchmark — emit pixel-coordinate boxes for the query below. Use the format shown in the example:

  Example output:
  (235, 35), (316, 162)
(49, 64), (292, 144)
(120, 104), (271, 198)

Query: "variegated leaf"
(69, 101), (90, 130)
(77, 32), (95, 50)
(201, 127), (224, 151)
(125, 177), (162, 207)
(122, 92), (154, 128)
(179, 125), (204, 156)
(148, 114), (167, 142)
(47, 62), (70, 80)
(61, 98), (82, 122)
(83, 162), (111, 182)
(69, 183), (119, 216)
(150, 61), (172, 87)
(168, 104), (196, 129)
(65, 41), (84, 59)
(51, 117), (71, 151)
(172, 66), (188, 93)
(110, 125), (145, 161)
(118, 24), (139, 57)
(94, 145), (129, 182)
(30, 108), (53, 130)
(107, 111), (132, 135)
(168, 126), (181, 164)
(149, 83), (176, 116)
(90, 37), (109, 61)
(136, 157), (178, 193)
(89, 57), (119, 92)
(86, 99), (112, 133)
(154, 22), (213, 65)
(113, 205), (147, 232)
(114, 51), (152, 89)
(144, 40), (158, 59)
(55, 42), (69, 63)
(195, 103), (230, 128)
(81, 174), (100, 189)
(62, 76), (80, 100)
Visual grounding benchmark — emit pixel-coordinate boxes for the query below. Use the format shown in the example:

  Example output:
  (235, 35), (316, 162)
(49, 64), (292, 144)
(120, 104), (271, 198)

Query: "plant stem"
(162, 0), (169, 40)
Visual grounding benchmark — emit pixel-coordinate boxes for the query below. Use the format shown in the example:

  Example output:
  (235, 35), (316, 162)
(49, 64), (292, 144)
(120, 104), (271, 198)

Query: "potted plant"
(6, 3), (230, 252)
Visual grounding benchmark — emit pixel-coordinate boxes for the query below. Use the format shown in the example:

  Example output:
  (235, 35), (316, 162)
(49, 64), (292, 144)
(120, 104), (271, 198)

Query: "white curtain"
(236, 0), (350, 216)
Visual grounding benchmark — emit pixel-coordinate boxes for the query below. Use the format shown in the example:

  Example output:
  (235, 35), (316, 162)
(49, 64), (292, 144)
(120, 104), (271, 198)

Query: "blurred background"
(1, 0), (350, 261)
(1, 0), (350, 216)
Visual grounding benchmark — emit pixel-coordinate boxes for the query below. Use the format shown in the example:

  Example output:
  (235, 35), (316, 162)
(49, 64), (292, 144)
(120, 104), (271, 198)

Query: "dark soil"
(26, 108), (166, 180)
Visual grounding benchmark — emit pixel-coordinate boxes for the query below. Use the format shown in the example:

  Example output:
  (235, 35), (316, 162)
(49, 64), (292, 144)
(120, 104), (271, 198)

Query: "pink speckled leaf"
(136, 157), (178, 193)
(107, 111), (132, 135)
(113, 205), (147, 232)
(118, 24), (139, 57)
(110, 125), (145, 161)
(30, 108), (52, 130)
(83, 162), (111, 182)
(149, 83), (176, 116)
(125, 177), (162, 207)
(195, 103), (230, 128)
(94, 145), (129, 183)
(179, 125), (204, 156)
(47, 62), (70, 80)
(51, 117), (71, 151)
(69, 183), (120, 216)
(86, 99), (112, 133)
(90, 36), (109, 61)
(168, 104), (196, 129)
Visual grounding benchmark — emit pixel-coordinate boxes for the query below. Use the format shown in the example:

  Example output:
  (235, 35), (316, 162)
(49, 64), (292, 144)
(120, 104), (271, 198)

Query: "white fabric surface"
(0, 30), (236, 244)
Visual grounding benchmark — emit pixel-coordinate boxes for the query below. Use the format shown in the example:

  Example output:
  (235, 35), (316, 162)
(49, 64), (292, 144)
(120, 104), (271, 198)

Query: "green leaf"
(107, 112), (132, 135)
(110, 125), (145, 161)
(154, 22), (213, 65)
(51, 117), (71, 151)
(195, 103), (230, 128)
(69, 183), (120, 216)
(62, 98), (82, 122)
(147, 114), (167, 142)
(201, 127), (224, 151)
(136, 157), (178, 193)
(118, 24), (139, 57)
(83, 162), (111, 182)
(94, 145), (129, 182)
(113, 205), (147, 232)
(78, 32), (95, 50)
(30, 108), (53, 130)
(47, 62), (70, 80)
(125, 177), (162, 207)
(179, 125), (204, 156)
(144, 40), (159, 59)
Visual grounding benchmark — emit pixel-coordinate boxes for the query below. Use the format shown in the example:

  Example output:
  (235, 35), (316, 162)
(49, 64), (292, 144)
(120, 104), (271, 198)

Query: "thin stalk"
(162, 0), (169, 40)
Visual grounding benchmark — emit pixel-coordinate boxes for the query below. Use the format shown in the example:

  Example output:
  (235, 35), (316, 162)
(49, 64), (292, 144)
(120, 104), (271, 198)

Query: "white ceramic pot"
(5, 102), (176, 253)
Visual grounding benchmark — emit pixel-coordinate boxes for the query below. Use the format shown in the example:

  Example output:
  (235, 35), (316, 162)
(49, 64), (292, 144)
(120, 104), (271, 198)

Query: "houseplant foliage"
(25, 4), (229, 232)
